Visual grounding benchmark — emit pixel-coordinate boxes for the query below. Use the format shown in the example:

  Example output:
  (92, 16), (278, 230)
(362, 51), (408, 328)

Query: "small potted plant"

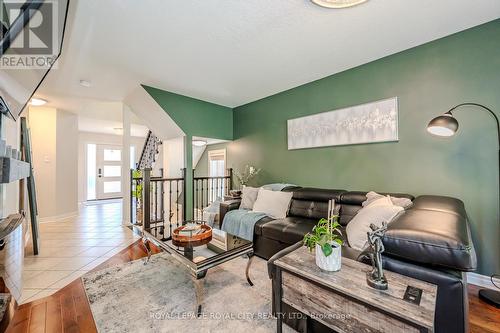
(234, 165), (261, 189)
(303, 215), (343, 271)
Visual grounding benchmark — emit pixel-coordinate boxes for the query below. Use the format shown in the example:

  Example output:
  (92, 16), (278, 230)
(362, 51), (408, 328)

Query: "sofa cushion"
(287, 188), (345, 219)
(288, 187), (345, 202)
(261, 217), (318, 245)
(339, 204), (362, 226)
(261, 216), (347, 246)
(382, 195), (477, 271)
(254, 216), (275, 236)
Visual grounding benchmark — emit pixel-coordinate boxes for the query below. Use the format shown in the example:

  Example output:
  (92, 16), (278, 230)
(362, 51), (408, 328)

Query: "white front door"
(96, 145), (122, 200)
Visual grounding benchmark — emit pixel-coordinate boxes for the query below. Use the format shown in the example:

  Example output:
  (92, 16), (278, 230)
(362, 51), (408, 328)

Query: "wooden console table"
(274, 247), (437, 333)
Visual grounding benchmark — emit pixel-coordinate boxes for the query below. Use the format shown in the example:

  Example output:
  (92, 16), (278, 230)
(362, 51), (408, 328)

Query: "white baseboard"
(39, 211), (78, 223)
(467, 272), (500, 290)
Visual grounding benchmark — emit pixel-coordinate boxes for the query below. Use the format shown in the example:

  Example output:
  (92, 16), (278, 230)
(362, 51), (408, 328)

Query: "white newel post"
(122, 104), (132, 224)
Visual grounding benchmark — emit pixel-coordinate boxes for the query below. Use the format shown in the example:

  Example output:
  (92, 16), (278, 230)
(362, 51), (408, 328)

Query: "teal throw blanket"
(221, 209), (267, 242)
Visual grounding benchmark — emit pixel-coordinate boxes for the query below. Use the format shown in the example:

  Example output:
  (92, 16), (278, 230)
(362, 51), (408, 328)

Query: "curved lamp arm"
(440, 103), (500, 305)
(446, 103), (499, 147)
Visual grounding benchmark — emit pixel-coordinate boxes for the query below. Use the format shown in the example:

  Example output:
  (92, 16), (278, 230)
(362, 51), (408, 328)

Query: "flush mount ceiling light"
(79, 80), (92, 87)
(30, 98), (47, 106)
(311, 0), (368, 8)
(192, 140), (207, 147)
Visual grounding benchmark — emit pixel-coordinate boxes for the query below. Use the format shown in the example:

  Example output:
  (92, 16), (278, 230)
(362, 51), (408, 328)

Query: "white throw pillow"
(346, 203), (404, 251)
(252, 188), (293, 219)
(239, 186), (260, 209)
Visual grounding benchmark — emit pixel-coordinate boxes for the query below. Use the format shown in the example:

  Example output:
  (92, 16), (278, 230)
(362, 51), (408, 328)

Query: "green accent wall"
(213, 19), (499, 275)
(143, 85), (234, 219)
(143, 85), (233, 140)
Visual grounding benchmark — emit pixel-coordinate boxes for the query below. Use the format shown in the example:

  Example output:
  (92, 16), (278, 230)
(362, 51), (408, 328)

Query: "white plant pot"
(315, 243), (341, 272)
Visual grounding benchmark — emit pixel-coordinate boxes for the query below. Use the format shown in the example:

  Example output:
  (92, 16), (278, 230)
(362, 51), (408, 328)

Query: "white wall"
(56, 111), (78, 217)
(124, 86), (184, 141)
(28, 107), (58, 219)
(162, 136), (185, 178)
(193, 145), (206, 169)
(28, 107), (79, 220)
(77, 132), (145, 203)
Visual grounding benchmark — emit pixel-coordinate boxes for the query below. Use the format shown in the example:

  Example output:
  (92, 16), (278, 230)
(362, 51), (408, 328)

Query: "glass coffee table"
(142, 224), (255, 315)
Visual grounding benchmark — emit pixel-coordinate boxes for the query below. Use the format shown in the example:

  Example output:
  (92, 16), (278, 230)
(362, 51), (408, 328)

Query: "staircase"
(132, 129), (183, 235)
(137, 130), (162, 170)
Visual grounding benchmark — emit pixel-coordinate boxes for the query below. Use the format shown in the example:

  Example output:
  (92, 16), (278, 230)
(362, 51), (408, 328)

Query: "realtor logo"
(0, 0), (59, 69)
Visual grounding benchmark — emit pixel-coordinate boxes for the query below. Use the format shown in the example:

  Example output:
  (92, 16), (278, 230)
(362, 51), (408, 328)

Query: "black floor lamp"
(427, 102), (500, 308)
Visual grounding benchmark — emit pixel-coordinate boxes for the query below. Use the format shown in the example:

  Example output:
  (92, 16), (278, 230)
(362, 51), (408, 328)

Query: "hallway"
(19, 200), (140, 304)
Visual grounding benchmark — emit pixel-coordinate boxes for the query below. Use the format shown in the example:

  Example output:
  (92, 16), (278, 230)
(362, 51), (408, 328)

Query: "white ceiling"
(37, 0), (500, 108)
(78, 117), (149, 137)
(26, 95), (149, 136)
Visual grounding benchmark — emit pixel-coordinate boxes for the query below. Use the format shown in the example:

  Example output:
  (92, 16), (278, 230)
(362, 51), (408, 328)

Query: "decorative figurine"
(366, 222), (388, 290)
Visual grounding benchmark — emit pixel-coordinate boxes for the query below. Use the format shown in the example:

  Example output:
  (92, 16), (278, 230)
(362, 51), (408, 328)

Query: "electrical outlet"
(403, 285), (423, 305)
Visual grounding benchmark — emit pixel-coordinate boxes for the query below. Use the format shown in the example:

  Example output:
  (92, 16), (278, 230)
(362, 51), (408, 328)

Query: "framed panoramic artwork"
(287, 97), (399, 150)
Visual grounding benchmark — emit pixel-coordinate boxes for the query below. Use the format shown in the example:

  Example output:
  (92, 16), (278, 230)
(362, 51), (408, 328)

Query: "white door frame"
(96, 144), (123, 200)
(208, 149), (226, 177)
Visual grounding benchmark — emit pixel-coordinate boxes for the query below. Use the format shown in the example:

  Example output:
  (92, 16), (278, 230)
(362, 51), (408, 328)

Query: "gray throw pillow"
(346, 201), (404, 251)
(362, 191), (413, 209)
(239, 186), (260, 209)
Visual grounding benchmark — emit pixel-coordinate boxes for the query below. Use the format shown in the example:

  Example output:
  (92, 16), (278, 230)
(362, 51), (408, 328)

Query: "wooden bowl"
(172, 224), (212, 247)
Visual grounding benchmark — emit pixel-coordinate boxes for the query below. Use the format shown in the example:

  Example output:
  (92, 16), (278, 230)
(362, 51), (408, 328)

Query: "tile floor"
(19, 199), (141, 304)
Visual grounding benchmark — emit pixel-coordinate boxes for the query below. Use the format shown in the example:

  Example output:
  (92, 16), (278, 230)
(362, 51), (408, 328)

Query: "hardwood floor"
(5, 240), (161, 333)
(469, 284), (500, 333)
(4, 240), (500, 333)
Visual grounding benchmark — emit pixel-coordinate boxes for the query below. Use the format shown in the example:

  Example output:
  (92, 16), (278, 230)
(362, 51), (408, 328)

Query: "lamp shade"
(427, 113), (459, 137)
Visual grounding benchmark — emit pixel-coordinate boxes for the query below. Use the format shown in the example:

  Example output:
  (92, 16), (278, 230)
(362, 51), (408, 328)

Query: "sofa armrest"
(383, 195), (477, 272)
(218, 199), (241, 228)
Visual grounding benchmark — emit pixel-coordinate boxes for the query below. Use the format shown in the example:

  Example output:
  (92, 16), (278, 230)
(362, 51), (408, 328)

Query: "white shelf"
(0, 157), (30, 183)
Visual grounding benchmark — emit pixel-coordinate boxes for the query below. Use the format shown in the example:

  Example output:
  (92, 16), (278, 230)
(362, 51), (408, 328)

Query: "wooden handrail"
(150, 177), (185, 182)
(137, 130), (152, 169)
(193, 176), (230, 180)
(132, 176), (184, 182)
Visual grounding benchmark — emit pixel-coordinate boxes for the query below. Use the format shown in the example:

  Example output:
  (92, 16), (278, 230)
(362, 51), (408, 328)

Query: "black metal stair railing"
(193, 168), (233, 220)
(131, 168), (186, 241)
(132, 129), (233, 238)
(137, 130), (162, 170)
(132, 168), (233, 237)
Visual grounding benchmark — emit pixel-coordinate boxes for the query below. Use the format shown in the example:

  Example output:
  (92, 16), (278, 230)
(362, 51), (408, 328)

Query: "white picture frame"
(287, 97), (399, 150)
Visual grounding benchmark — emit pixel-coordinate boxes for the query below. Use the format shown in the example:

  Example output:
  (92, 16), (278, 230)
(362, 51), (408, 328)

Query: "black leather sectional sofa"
(219, 187), (477, 333)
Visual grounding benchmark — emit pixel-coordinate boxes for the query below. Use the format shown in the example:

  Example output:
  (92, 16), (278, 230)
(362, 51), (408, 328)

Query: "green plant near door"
(303, 216), (343, 257)
(132, 169), (143, 199)
(132, 169), (143, 223)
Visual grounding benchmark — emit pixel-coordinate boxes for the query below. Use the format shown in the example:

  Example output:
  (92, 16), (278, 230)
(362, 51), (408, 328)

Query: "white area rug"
(82, 252), (290, 332)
